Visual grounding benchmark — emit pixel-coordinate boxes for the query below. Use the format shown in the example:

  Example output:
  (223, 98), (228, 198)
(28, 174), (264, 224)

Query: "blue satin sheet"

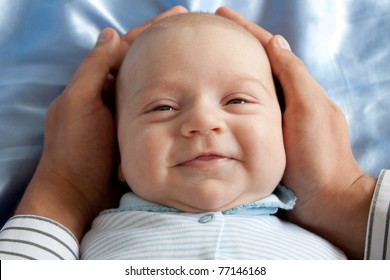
(1, 0), (390, 226)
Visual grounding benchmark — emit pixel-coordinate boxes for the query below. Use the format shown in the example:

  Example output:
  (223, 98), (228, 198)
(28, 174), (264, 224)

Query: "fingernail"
(275, 35), (291, 51)
(174, 5), (188, 12)
(96, 28), (113, 46)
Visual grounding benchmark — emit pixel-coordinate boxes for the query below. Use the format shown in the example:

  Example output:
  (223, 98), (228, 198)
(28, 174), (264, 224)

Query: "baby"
(80, 12), (346, 259)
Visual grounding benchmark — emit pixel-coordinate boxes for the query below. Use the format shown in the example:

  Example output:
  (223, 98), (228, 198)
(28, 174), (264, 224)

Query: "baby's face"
(116, 22), (285, 212)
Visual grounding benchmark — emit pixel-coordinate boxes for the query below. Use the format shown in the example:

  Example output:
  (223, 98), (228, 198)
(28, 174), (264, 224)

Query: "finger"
(215, 6), (273, 45)
(266, 35), (328, 107)
(65, 28), (124, 102)
(122, 6), (188, 44)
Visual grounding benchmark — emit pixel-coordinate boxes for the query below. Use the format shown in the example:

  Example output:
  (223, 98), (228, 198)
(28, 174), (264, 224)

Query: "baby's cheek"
(247, 125), (284, 176)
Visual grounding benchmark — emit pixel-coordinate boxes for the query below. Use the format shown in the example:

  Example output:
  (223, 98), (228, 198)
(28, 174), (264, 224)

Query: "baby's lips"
(179, 153), (232, 168)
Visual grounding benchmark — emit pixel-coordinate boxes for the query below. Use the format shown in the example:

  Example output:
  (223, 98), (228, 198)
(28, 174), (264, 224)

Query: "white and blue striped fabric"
(80, 187), (346, 259)
(3, 170), (390, 260)
(0, 215), (78, 260)
(81, 209), (346, 259)
(365, 170), (390, 260)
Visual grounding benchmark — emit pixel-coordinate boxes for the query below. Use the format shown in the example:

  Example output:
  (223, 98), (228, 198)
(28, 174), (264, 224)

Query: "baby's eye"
(153, 105), (175, 111)
(225, 98), (247, 105)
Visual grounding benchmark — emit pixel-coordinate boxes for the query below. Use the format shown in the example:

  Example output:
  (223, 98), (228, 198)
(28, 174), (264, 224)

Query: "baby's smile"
(176, 152), (233, 169)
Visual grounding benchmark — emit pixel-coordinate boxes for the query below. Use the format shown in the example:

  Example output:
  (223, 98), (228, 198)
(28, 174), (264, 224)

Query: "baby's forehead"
(121, 12), (266, 73)
(117, 12), (272, 101)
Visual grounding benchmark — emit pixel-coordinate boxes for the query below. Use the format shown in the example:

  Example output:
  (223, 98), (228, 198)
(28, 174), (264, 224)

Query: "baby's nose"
(180, 106), (227, 137)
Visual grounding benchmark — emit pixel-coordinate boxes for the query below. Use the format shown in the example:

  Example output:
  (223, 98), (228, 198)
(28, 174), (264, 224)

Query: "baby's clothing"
(3, 170), (390, 260)
(81, 186), (346, 259)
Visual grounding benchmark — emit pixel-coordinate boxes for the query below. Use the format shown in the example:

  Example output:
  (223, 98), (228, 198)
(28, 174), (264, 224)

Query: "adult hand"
(15, 6), (188, 240)
(216, 6), (377, 259)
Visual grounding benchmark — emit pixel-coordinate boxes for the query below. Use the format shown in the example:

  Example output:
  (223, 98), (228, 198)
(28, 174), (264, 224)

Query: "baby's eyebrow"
(131, 75), (273, 100)
(132, 79), (178, 97)
(226, 75), (273, 98)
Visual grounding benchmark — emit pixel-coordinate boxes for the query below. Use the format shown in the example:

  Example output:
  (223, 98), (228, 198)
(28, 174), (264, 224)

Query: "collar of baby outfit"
(101, 185), (296, 216)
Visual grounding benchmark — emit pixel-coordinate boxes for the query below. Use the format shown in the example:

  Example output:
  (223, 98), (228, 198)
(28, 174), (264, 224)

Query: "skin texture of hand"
(216, 6), (377, 259)
(15, 6), (188, 241)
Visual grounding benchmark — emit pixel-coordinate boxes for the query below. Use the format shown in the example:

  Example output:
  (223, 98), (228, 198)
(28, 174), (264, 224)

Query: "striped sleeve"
(365, 169), (390, 260)
(0, 215), (79, 260)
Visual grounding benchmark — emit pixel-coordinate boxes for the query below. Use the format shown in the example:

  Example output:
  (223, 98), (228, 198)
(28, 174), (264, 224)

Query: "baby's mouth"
(193, 155), (224, 161)
(178, 153), (232, 168)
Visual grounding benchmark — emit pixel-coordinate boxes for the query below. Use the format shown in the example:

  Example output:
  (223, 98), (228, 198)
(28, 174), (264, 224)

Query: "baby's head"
(116, 12), (285, 212)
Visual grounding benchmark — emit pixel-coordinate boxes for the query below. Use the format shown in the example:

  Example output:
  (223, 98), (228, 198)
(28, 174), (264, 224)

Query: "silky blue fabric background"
(1, 0), (389, 226)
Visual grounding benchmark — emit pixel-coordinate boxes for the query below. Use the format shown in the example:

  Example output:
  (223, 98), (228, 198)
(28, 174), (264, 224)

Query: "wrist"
(16, 168), (96, 241)
(286, 174), (376, 259)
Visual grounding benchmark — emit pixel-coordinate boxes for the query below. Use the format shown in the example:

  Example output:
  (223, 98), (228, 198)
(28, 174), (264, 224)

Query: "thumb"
(66, 28), (125, 102)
